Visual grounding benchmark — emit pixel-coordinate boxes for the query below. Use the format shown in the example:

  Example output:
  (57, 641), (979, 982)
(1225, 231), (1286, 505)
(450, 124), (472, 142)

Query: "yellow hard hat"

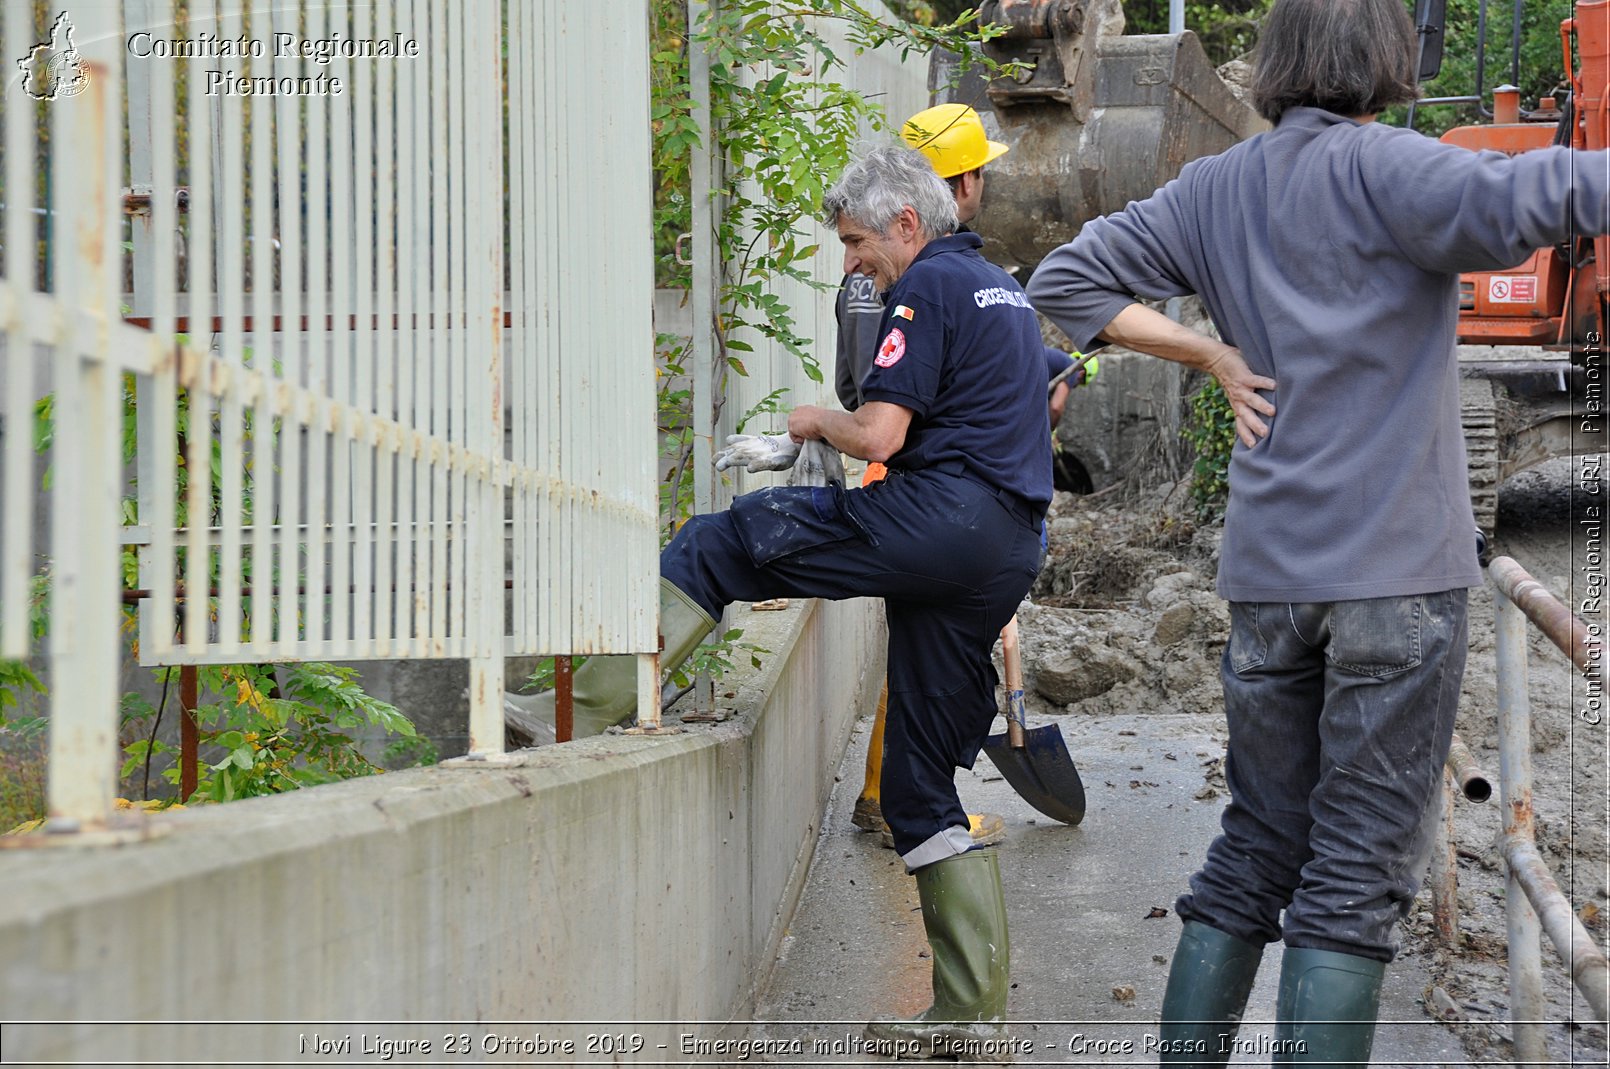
(900, 103), (1009, 178)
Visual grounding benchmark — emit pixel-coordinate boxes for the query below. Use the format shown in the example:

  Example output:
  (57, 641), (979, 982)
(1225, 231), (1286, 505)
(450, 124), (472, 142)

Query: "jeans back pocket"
(1325, 595), (1424, 678)
(1228, 602), (1268, 675)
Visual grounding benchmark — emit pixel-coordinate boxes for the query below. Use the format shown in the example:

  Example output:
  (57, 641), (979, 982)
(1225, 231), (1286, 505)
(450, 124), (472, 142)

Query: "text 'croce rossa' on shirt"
(858, 231), (1052, 512)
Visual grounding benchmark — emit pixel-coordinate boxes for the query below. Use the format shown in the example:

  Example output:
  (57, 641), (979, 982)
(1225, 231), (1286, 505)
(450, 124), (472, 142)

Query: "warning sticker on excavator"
(1489, 276), (1537, 303)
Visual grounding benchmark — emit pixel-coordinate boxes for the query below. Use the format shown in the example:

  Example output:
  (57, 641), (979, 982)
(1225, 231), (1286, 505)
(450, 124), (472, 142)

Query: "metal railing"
(0, 1), (660, 832)
(1487, 555), (1608, 1060)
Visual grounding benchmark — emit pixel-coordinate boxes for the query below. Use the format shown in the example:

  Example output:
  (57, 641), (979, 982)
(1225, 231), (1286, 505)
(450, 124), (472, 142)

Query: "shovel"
(980, 616), (1086, 825)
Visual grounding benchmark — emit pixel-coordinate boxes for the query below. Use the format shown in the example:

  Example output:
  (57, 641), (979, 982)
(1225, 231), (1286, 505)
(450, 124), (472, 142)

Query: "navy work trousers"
(661, 467), (1042, 870)
(1176, 589), (1469, 962)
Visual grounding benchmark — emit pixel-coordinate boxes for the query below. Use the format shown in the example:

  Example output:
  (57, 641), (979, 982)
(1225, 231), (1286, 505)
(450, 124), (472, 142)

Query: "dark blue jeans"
(1176, 590), (1468, 962)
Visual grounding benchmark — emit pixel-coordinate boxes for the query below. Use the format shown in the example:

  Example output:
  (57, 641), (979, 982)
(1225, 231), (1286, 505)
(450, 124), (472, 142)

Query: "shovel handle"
(1002, 616), (1027, 749)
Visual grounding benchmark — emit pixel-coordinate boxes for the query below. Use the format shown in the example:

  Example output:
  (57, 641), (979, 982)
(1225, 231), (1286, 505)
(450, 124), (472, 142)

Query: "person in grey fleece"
(1025, 0), (1609, 1063)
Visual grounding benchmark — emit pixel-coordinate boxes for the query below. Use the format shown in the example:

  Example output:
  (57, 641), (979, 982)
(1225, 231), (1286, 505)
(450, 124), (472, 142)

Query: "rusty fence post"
(1428, 770), (1461, 948)
(1495, 582), (1550, 1063)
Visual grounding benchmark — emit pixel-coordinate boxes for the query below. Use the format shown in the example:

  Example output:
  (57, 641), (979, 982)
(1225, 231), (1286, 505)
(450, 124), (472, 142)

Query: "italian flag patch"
(892, 304), (915, 321)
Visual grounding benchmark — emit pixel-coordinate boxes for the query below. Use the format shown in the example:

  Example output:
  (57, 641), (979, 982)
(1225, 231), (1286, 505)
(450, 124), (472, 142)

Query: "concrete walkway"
(754, 709), (1469, 1066)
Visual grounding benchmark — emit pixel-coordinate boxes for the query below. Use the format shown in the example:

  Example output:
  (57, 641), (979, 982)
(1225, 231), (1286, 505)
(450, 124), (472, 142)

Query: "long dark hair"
(1251, 0), (1419, 123)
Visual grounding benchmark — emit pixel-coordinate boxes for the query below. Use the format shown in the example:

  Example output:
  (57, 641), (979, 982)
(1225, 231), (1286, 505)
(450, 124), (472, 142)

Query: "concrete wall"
(0, 596), (885, 1063)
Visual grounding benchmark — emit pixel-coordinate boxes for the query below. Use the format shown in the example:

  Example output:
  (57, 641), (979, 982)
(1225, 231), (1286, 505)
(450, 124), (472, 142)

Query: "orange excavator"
(1414, 0), (1608, 531)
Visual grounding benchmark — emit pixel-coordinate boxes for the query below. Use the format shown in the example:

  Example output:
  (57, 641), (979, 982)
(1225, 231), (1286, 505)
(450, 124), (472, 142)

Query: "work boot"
(1273, 946), (1385, 1067)
(864, 849), (1013, 1062)
(1157, 920), (1263, 1066)
(528, 579), (715, 739)
(852, 683), (891, 831)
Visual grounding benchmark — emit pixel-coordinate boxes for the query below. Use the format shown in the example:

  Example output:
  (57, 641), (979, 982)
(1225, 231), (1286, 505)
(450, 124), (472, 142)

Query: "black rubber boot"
(528, 579), (714, 739)
(863, 849), (1013, 1062)
(1156, 920), (1263, 1066)
(1273, 946), (1385, 1067)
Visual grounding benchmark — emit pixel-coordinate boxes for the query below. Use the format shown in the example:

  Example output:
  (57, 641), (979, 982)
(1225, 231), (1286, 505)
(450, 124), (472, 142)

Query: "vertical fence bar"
(46, 4), (122, 826)
(0, 2), (34, 661)
(215, 0), (245, 656)
(248, 3), (275, 656)
(507, 0), (527, 660)
(351, 1), (375, 657)
(273, 0), (303, 659)
(328, 0), (354, 656)
(558, 0), (577, 664)
(184, 5), (216, 658)
(149, 0), (178, 663)
(408, 0), (432, 660)
(303, 0), (329, 650)
(372, 0), (396, 659)
(533, 0), (557, 664)
(1496, 586), (1549, 1063)
(392, 0), (416, 655)
(124, 0), (158, 662)
(687, 0), (719, 715)
(444, 0), (463, 656)
(466, 0), (504, 754)
(426, 0), (449, 658)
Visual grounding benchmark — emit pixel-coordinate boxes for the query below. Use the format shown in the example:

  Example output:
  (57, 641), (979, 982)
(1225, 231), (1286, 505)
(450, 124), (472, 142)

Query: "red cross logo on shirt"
(875, 327), (907, 368)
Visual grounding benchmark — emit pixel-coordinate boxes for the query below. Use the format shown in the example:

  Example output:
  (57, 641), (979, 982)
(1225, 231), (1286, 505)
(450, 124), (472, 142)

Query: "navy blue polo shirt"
(860, 232), (1052, 511)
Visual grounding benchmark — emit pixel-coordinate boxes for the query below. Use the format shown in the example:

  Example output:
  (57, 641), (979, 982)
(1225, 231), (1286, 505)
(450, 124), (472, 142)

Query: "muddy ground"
(1019, 457), (1608, 1063)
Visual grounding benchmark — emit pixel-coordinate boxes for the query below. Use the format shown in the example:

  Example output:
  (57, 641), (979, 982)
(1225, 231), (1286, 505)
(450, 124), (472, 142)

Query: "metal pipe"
(179, 665), (198, 801)
(1511, 0), (1524, 91)
(1489, 556), (1603, 680)
(1445, 732), (1493, 802)
(1476, 0), (1492, 118)
(1169, 0), (1184, 35)
(1503, 833), (1610, 1021)
(1495, 586), (1549, 1063)
(1427, 771), (1461, 946)
(555, 656), (574, 744)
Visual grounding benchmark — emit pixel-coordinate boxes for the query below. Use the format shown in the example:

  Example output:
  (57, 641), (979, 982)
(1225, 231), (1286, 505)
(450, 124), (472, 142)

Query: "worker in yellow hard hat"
(837, 102), (1098, 849)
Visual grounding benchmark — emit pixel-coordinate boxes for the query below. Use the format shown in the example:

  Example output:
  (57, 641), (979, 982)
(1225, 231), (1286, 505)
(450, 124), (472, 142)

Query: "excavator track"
(1460, 377), (1501, 537)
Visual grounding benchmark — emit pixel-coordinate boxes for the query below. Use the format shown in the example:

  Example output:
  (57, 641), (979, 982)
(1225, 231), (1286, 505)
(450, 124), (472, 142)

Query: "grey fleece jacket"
(1027, 107), (1610, 602)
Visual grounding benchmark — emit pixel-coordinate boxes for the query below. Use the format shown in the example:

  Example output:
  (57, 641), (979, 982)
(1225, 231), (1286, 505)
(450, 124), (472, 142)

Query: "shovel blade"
(981, 724), (1086, 826)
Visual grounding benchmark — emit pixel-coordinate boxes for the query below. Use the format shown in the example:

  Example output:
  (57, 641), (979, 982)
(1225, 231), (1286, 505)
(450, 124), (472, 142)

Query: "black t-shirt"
(860, 232), (1052, 510)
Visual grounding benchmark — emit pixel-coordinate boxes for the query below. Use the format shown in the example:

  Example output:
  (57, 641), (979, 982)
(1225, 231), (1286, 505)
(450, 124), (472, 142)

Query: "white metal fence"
(0, 1), (658, 829)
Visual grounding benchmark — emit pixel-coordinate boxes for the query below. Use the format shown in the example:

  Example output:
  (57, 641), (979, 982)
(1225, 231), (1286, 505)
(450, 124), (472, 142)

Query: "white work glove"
(713, 432), (800, 473)
(786, 440), (845, 488)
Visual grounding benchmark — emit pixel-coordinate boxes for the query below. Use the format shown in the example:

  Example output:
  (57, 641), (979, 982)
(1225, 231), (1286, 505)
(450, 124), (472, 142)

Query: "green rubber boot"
(530, 580), (715, 739)
(863, 849), (1013, 1062)
(1273, 946), (1385, 1067)
(1157, 921), (1263, 1066)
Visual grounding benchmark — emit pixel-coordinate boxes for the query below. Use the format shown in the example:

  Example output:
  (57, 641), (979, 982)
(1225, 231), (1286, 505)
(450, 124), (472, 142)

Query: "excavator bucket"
(930, 0), (1266, 276)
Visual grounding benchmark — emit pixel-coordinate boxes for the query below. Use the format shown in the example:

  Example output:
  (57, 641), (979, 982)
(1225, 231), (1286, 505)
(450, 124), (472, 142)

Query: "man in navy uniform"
(580, 144), (1051, 1057)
